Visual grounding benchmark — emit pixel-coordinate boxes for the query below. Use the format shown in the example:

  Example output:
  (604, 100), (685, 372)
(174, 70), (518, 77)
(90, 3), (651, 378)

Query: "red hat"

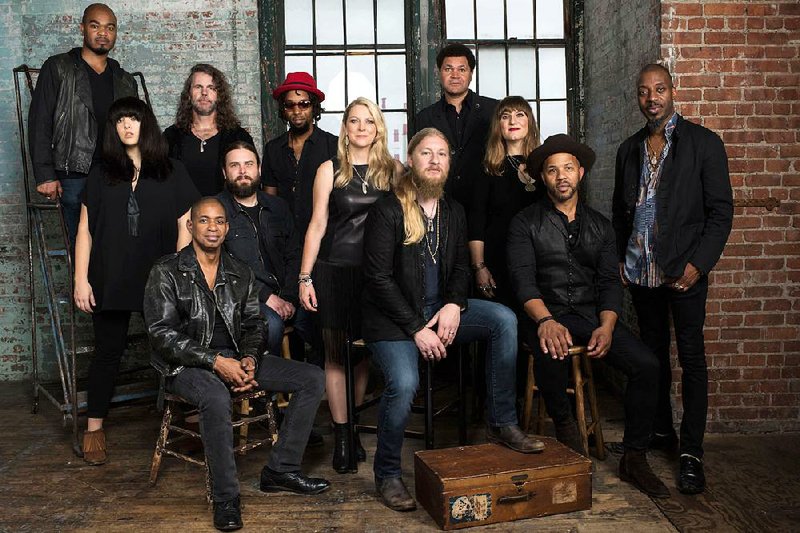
(272, 72), (325, 102)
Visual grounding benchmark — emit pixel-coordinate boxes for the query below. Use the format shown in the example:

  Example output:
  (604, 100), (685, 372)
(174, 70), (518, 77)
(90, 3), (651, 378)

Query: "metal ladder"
(13, 65), (157, 456)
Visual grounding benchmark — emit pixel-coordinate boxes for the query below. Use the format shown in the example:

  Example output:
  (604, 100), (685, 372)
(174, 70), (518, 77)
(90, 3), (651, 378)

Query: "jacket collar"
(176, 244), (241, 282)
(217, 189), (275, 219)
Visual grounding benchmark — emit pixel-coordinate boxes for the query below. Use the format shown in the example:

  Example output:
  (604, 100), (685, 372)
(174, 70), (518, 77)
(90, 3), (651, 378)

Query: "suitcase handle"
(498, 492), (534, 505)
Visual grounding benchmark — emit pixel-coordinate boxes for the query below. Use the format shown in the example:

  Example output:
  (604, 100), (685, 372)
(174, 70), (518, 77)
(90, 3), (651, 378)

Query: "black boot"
(332, 422), (352, 473)
(555, 420), (585, 455)
(352, 415), (366, 462)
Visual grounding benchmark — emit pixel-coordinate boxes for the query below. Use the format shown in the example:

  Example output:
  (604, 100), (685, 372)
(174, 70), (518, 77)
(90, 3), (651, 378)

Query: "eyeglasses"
(283, 100), (312, 110)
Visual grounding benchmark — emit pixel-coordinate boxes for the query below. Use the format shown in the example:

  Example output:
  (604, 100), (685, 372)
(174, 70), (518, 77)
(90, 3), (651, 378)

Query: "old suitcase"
(414, 437), (592, 530)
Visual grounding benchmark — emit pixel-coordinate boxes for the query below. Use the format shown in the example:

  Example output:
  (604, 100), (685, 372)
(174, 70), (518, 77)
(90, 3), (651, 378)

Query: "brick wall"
(0, 1), (260, 381)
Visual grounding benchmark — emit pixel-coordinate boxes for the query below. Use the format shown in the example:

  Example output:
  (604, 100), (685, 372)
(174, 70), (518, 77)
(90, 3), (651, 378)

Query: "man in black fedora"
(507, 134), (669, 498)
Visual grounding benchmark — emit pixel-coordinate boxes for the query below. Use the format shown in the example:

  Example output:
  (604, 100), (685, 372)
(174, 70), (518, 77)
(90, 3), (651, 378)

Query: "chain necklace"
(507, 154), (536, 192)
(422, 200), (440, 264)
(352, 164), (369, 194)
(645, 136), (664, 177)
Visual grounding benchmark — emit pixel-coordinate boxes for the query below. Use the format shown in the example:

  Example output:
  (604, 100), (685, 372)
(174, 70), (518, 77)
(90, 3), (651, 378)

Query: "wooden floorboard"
(1, 381), (797, 532)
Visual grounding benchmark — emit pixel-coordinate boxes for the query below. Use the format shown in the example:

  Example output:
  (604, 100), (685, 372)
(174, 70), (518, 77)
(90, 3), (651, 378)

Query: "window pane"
(384, 112), (408, 161)
(536, 0), (565, 39)
(285, 0), (313, 45)
(477, 46), (506, 100)
(445, 0), (474, 39)
(538, 100), (568, 140)
(346, 0), (375, 45)
(347, 54), (377, 102)
(377, 55), (407, 110)
(319, 113), (344, 138)
(317, 55), (346, 111)
(377, 0), (405, 43)
(508, 47), (536, 99)
(284, 55), (314, 78)
(316, 2), (344, 45)
(538, 48), (566, 99)
(476, 0), (504, 39)
(507, 0), (534, 39)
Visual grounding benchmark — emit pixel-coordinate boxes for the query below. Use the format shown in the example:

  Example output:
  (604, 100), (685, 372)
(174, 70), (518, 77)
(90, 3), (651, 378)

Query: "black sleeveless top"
(318, 160), (389, 266)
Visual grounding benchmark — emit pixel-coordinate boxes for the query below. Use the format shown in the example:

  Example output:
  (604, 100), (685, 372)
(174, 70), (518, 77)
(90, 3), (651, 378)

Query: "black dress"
(315, 161), (390, 362)
(84, 159), (200, 311)
(468, 155), (542, 309)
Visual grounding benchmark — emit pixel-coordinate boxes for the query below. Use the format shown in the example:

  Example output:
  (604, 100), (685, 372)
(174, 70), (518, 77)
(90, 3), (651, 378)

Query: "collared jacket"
(507, 197), (623, 325)
(612, 115), (733, 278)
(414, 90), (497, 210)
(144, 245), (267, 377)
(216, 189), (301, 305)
(28, 47), (138, 183)
(361, 194), (470, 342)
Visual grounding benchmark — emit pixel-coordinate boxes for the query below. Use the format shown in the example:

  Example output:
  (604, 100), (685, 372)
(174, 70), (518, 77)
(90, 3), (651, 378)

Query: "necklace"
(352, 164), (369, 194)
(132, 165), (140, 183)
(192, 125), (217, 153)
(507, 155), (536, 192)
(422, 200), (440, 264)
(645, 136), (663, 177)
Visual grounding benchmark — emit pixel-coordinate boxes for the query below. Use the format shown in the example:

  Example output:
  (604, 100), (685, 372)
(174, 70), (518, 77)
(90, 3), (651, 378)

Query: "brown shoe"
(376, 477), (417, 512)
(83, 428), (107, 465)
(619, 449), (670, 498)
(487, 425), (545, 453)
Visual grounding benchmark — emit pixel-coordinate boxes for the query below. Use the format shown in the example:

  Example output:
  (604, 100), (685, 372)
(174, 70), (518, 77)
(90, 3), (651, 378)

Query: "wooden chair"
(149, 389), (278, 502)
(522, 345), (606, 460)
(276, 326), (295, 409)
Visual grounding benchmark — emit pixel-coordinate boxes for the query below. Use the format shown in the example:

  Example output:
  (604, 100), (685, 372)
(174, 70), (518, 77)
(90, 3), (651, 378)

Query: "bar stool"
(522, 345), (606, 459)
(276, 326), (294, 409)
(149, 389), (278, 502)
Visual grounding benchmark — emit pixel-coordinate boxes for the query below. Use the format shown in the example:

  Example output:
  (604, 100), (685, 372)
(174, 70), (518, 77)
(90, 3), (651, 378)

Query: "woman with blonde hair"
(468, 96), (541, 309)
(299, 97), (404, 473)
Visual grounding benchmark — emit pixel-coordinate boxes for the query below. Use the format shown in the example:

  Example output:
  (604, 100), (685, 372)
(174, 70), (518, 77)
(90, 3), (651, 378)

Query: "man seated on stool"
(144, 197), (329, 532)
(362, 128), (544, 513)
(506, 134), (668, 499)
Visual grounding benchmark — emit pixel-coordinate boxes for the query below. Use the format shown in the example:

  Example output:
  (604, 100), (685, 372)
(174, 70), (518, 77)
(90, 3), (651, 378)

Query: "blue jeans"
(368, 299), (518, 480)
(58, 175), (86, 249)
(260, 303), (315, 358)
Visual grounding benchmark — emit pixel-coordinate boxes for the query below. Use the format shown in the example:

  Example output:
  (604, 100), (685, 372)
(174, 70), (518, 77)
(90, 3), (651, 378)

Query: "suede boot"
(619, 449), (670, 498)
(554, 420), (585, 455)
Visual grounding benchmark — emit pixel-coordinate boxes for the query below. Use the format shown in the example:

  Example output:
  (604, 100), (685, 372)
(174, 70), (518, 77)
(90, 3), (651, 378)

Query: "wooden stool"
(149, 389), (278, 502)
(276, 326), (295, 409)
(522, 345), (606, 460)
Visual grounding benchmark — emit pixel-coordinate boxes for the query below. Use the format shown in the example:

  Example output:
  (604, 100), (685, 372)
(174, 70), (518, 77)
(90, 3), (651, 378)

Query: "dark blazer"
(414, 91), (497, 211)
(612, 115), (733, 278)
(361, 194), (470, 342)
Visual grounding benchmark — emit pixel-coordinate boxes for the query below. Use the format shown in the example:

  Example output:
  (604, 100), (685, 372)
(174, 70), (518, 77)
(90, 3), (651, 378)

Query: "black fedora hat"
(526, 134), (596, 177)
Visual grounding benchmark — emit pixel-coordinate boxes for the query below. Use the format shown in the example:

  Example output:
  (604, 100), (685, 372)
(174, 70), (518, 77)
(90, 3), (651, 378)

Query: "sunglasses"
(283, 100), (312, 110)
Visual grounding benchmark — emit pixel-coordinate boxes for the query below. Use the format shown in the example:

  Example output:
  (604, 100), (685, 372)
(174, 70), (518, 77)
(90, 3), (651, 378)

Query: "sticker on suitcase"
(449, 493), (492, 524)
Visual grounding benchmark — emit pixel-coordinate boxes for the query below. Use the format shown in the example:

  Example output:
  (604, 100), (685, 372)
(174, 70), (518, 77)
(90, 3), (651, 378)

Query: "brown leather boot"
(83, 428), (107, 465)
(486, 424), (545, 453)
(619, 449), (670, 498)
(376, 477), (417, 512)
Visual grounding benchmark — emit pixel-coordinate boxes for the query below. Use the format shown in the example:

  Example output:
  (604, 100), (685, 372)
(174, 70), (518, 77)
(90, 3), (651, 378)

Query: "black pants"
(522, 313), (659, 451)
(87, 310), (135, 418)
(629, 277), (709, 458)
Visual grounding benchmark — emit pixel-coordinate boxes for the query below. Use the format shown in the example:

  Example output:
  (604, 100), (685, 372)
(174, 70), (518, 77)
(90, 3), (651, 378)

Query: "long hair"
(395, 128), (450, 245)
(174, 64), (241, 132)
(333, 97), (394, 191)
(483, 96), (540, 176)
(102, 96), (171, 182)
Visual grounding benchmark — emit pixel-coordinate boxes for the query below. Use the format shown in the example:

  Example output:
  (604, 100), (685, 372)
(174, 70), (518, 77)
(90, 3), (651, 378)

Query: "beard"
(84, 41), (110, 56)
(412, 168), (447, 200)
(288, 119), (311, 135)
(192, 100), (217, 117)
(547, 182), (578, 203)
(225, 174), (262, 198)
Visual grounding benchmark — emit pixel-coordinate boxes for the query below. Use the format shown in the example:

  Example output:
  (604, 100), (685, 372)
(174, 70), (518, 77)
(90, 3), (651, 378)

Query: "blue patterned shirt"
(624, 113), (678, 287)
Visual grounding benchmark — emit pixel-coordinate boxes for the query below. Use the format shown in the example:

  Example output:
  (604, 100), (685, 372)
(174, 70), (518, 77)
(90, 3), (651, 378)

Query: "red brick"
(723, 45), (766, 59)
(722, 130), (764, 143)
(770, 394), (800, 406)
(715, 257), (744, 271)
(705, 88), (743, 101)
(666, 3), (703, 16)
(675, 59), (704, 73)
(766, 159), (792, 172)
(687, 17), (705, 30)
(744, 257), (786, 270)
(706, 17), (726, 30)
(744, 312), (785, 326)
(742, 344), (778, 357)
(722, 243), (764, 256)
(765, 327), (800, 340)
(765, 47), (799, 59)
(721, 299), (762, 312)
(725, 73), (765, 87)
(764, 243), (800, 255)
(726, 17), (747, 30)
(766, 73), (800, 87)
(746, 3), (778, 16)
(718, 407), (759, 419)
(764, 17), (785, 30)
(705, 116), (741, 130)
(705, 32), (747, 45)
(681, 46), (723, 59)
(732, 217), (762, 230)
(763, 131), (796, 143)
(733, 102), (754, 115)
(704, 4), (747, 16)
(779, 3), (800, 15)
(741, 367), (783, 380)
(721, 327), (762, 340)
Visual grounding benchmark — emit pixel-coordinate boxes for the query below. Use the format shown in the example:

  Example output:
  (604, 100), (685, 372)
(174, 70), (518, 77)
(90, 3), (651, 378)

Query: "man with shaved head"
(144, 197), (329, 531)
(28, 3), (138, 247)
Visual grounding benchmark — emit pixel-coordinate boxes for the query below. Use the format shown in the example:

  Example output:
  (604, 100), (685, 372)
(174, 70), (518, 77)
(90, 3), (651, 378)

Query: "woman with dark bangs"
(74, 96), (200, 465)
(468, 96), (541, 310)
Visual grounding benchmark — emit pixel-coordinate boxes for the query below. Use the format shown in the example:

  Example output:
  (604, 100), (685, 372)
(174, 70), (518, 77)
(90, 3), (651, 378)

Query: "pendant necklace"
(645, 136), (662, 177)
(353, 164), (369, 194)
(507, 154), (536, 192)
(422, 200), (440, 264)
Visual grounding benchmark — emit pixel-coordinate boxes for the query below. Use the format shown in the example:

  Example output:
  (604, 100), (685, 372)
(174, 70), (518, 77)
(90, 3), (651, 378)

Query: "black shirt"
(210, 307), (236, 351)
(444, 92), (473, 149)
(180, 132), (222, 196)
(238, 202), (274, 274)
(83, 59), (114, 162)
(423, 212), (442, 307)
(262, 126), (338, 242)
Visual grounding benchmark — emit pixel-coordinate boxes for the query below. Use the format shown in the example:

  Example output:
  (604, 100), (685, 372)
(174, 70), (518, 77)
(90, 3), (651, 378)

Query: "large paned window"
(443, 0), (571, 139)
(283, 0), (409, 159)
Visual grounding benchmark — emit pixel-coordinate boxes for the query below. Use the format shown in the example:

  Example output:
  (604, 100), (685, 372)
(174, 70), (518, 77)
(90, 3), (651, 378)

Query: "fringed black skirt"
(314, 260), (364, 365)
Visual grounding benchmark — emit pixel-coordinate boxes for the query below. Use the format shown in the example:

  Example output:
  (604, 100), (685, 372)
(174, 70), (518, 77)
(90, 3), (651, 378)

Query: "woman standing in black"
(469, 96), (541, 309)
(74, 97), (199, 465)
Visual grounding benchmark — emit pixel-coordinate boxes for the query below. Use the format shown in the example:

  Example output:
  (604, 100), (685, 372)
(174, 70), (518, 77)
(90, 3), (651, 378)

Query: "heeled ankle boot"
(352, 415), (366, 462)
(332, 422), (351, 473)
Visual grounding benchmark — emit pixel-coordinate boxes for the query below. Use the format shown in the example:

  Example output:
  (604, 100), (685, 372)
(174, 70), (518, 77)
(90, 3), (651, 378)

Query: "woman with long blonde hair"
(468, 96), (541, 309)
(299, 97), (404, 473)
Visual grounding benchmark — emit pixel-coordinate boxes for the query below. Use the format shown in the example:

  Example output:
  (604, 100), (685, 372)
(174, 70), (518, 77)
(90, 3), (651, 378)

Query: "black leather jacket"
(144, 245), (267, 377)
(216, 189), (300, 305)
(28, 48), (138, 183)
(507, 197), (622, 325)
(362, 194), (470, 342)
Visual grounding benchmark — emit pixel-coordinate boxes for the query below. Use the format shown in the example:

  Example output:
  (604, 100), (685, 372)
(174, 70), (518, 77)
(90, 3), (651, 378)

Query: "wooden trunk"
(414, 438), (592, 530)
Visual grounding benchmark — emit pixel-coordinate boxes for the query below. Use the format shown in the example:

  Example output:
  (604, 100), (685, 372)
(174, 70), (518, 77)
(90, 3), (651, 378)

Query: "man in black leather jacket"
(144, 197), (328, 531)
(507, 134), (669, 499)
(28, 3), (138, 246)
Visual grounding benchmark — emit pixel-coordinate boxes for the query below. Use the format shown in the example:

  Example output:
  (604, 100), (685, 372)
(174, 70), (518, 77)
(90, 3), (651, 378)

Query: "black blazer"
(414, 91), (497, 211)
(612, 115), (733, 278)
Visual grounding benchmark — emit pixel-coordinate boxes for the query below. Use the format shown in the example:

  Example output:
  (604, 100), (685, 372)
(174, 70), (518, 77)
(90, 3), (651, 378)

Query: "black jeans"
(522, 313), (659, 451)
(167, 353), (325, 502)
(629, 276), (709, 458)
(88, 310), (135, 418)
